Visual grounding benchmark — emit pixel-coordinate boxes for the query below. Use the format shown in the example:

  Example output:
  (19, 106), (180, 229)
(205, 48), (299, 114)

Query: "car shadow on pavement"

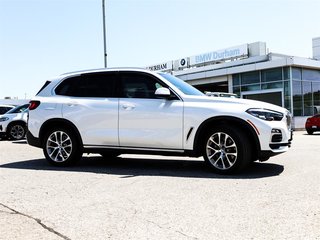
(0, 155), (284, 179)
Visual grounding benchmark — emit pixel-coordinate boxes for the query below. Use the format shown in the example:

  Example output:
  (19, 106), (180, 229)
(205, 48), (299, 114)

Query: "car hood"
(184, 95), (288, 113)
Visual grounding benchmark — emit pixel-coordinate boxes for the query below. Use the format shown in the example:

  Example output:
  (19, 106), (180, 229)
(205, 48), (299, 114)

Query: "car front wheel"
(8, 123), (26, 140)
(43, 128), (82, 166)
(202, 126), (252, 174)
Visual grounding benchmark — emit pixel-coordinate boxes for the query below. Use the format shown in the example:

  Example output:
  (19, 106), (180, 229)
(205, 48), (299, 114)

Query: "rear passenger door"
(56, 72), (119, 146)
(118, 72), (184, 149)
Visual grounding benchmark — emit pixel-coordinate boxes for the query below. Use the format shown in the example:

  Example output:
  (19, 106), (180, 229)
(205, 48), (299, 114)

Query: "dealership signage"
(189, 44), (248, 66)
(146, 61), (173, 71)
(146, 44), (249, 71)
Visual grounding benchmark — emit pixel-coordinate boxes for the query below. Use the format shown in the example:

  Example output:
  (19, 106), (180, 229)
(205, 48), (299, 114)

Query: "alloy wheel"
(46, 131), (73, 162)
(206, 132), (238, 170)
(10, 124), (25, 140)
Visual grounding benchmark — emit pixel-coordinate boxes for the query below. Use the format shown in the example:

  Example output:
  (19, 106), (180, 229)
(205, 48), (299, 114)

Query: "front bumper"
(0, 125), (6, 138)
(269, 129), (293, 150)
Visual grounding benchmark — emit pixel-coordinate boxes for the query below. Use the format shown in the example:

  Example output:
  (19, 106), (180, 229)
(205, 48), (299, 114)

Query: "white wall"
(293, 116), (309, 130)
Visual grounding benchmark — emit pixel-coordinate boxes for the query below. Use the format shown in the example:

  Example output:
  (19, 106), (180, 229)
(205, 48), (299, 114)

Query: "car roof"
(59, 67), (152, 78)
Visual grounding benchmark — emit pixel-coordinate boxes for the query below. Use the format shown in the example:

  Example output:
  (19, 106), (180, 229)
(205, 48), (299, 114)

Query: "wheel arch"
(193, 116), (261, 160)
(7, 120), (27, 131)
(39, 118), (83, 146)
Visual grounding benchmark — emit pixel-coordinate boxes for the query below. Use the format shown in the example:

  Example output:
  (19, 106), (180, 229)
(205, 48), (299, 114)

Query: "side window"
(5, 104), (29, 114)
(55, 73), (116, 98)
(0, 108), (7, 114)
(14, 104), (29, 113)
(120, 72), (165, 99)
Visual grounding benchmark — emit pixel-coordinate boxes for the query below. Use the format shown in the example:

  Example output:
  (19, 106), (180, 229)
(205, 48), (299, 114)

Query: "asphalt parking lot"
(0, 131), (319, 240)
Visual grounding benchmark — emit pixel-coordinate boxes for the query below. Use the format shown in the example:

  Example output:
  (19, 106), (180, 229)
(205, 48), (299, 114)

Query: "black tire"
(43, 127), (82, 166)
(7, 123), (26, 140)
(202, 126), (252, 174)
(306, 129), (313, 135)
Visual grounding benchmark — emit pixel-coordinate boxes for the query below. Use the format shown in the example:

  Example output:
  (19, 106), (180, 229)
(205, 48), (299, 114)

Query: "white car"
(27, 68), (292, 174)
(0, 104), (29, 140)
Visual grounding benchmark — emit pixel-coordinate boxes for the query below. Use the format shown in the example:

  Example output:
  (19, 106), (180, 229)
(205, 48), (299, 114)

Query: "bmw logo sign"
(180, 59), (186, 66)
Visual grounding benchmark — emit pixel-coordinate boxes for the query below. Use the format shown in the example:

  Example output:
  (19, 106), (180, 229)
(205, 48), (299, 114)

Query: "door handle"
(121, 104), (136, 110)
(67, 102), (78, 107)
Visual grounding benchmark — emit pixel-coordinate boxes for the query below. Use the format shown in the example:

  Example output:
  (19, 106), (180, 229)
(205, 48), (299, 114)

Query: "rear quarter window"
(36, 81), (52, 95)
(55, 73), (117, 98)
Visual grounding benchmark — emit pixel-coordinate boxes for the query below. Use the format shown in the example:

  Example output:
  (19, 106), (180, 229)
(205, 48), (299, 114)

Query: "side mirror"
(155, 87), (171, 98)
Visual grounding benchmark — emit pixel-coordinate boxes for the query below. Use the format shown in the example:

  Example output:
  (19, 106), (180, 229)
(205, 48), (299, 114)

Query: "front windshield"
(159, 73), (204, 96)
(6, 104), (29, 114)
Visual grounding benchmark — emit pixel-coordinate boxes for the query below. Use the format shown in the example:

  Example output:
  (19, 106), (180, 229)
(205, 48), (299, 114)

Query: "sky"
(0, 0), (320, 99)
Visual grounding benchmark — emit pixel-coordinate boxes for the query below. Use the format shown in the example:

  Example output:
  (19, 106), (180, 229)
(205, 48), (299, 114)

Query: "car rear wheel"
(202, 126), (252, 174)
(8, 123), (26, 140)
(306, 129), (313, 135)
(43, 127), (82, 166)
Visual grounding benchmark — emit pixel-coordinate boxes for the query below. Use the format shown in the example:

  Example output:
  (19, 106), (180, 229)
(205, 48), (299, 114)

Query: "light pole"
(102, 0), (107, 68)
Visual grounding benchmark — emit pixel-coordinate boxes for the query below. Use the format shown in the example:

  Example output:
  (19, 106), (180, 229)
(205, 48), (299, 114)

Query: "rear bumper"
(26, 131), (41, 148)
(306, 126), (320, 132)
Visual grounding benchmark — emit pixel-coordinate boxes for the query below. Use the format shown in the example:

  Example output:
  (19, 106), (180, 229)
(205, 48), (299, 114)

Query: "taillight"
(29, 101), (40, 110)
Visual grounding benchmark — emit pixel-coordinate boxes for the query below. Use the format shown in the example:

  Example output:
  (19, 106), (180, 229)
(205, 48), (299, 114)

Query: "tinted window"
(302, 69), (320, 81)
(292, 68), (302, 80)
(261, 68), (282, 82)
(120, 72), (166, 99)
(55, 73), (116, 98)
(241, 71), (260, 85)
(6, 104), (29, 114)
(232, 74), (240, 86)
(36, 81), (51, 95)
(0, 107), (12, 114)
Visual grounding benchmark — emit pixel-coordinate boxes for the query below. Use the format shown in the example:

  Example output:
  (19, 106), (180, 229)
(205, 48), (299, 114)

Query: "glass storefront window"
(241, 84), (260, 92)
(232, 74), (240, 86)
(284, 81), (291, 112)
(283, 67), (290, 80)
(231, 67), (320, 116)
(284, 81), (290, 96)
(241, 71), (260, 85)
(261, 68), (282, 82)
(233, 86), (240, 96)
(261, 81), (283, 90)
(292, 68), (302, 80)
(303, 81), (313, 116)
(292, 80), (302, 116)
(302, 69), (320, 81)
(313, 82), (320, 113)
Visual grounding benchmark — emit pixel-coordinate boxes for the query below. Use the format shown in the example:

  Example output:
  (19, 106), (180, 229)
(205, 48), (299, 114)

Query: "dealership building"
(147, 37), (320, 129)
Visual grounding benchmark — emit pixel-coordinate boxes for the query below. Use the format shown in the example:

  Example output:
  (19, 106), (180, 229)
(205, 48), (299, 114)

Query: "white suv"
(27, 68), (292, 174)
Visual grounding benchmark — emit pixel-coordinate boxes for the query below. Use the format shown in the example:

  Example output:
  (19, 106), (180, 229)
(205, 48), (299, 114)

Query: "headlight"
(246, 108), (284, 121)
(0, 117), (9, 122)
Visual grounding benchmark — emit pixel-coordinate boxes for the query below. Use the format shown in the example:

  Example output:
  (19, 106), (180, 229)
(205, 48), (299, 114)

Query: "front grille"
(271, 134), (282, 142)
